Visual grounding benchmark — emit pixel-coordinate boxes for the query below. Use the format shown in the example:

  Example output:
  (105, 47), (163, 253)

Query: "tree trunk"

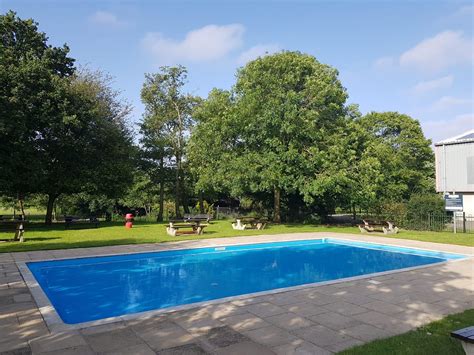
(175, 155), (181, 218)
(273, 187), (281, 223)
(17, 193), (26, 220)
(45, 194), (59, 225)
(157, 156), (165, 222)
(198, 191), (205, 214)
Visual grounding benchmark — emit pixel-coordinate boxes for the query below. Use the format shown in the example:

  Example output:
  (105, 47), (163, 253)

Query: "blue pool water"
(27, 238), (466, 324)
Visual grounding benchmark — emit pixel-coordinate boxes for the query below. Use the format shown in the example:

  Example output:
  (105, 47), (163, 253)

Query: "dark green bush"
(407, 193), (445, 217)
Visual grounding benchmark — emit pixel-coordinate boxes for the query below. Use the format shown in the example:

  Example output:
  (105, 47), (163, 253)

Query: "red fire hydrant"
(125, 213), (134, 229)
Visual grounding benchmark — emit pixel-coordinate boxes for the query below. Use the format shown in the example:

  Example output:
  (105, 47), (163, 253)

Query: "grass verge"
(0, 220), (472, 253)
(339, 309), (474, 355)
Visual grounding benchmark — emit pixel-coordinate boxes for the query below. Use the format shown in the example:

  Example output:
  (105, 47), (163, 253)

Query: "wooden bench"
(64, 216), (99, 230)
(183, 214), (213, 223)
(166, 222), (208, 237)
(0, 221), (26, 242)
(451, 326), (474, 354)
(358, 219), (398, 235)
(231, 217), (267, 231)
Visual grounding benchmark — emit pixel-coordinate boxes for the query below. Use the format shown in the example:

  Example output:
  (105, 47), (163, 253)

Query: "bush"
(407, 193), (445, 218)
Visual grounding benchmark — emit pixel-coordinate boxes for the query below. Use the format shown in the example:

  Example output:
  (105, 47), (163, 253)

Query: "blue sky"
(2, 0), (473, 143)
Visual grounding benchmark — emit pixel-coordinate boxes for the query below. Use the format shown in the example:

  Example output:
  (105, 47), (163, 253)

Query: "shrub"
(407, 193), (445, 218)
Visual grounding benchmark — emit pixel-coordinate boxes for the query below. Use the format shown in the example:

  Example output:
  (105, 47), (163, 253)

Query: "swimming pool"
(27, 238), (466, 324)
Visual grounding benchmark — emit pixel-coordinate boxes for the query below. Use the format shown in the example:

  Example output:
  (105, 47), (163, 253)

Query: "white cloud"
(142, 24), (245, 64)
(431, 96), (473, 111)
(410, 75), (454, 95)
(400, 30), (473, 72)
(237, 44), (280, 65)
(422, 113), (474, 143)
(373, 56), (395, 70)
(89, 11), (124, 27)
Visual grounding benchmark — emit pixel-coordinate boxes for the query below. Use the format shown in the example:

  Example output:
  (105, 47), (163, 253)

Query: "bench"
(166, 222), (208, 237)
(232, 217), (267, 231)
(358, 219), (398, 235)
(183, 214), (213, 223)
(0, 221), (26, 242)
(451, 326), (474, 354)
(64, 216), (99, 230)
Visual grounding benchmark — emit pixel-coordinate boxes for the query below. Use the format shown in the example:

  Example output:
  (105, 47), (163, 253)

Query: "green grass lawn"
(0, 220), (472, 253)
(339, 309), (474, 355)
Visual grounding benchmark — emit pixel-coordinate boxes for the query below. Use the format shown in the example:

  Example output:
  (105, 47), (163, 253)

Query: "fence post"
(453, 213), (457, 234)
(463, 212), (466, 233)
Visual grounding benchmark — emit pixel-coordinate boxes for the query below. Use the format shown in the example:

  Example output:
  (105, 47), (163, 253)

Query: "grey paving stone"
(101, 343), (156, 355)
(203, 326), (248, 348)
(265, 313), (312, 331)
(244, 302), (286, 318)
(157, 343), (209, 355)
(220, 313), (270, 331)
(283, 303), (328, 317)
(272, 341), (331, 355)
(83, 328), (144, 353)
(135, 322), (198, 351)
(341, 323), (390, 342)
(362, 300), (405, 315)
(310, 311), (361, 330)
(243, 325), (300, 347)
(29, 331), (87, 354)
(322, 301), (368, 316)
(325, 338), (365, 353)
(215, 341), (275, 355)
(36, 345), (94, 355)
(294, 324), (353, 347)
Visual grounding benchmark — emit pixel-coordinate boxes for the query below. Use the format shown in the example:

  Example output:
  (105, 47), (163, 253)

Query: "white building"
(434, 130), (474, 215)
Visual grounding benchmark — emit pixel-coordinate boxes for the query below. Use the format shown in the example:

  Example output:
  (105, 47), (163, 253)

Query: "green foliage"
(0, 11), (75, 196)
(189, 51), (349, 221)
(407, 193), (445, 218)
(355, 112), (434, 203)
(140, 66), (200, 217)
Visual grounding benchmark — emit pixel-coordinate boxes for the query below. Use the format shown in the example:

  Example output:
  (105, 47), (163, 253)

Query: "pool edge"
(18, 236), (472, 332)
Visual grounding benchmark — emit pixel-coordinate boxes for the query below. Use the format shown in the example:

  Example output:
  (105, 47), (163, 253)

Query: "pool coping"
(17, 234), (473, 332)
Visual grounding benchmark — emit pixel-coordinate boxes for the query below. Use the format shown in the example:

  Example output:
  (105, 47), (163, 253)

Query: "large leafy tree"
(354, 111), (434, 205)
(38, 70), (135, 224)
(0, 12), (134, 223)
(190, 52), (349, 222)
(140, 66), (199, 217)
(0, 11), (75, 213)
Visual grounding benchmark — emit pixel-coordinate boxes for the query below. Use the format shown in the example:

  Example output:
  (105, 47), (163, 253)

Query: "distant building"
(434, 130), (474, 215)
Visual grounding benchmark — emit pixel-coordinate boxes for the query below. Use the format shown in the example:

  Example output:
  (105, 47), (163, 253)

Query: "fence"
(356, 212), (474, 234)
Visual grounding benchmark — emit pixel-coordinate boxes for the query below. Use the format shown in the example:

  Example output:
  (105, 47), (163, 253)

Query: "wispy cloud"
(373, 56), (395, 71)
(89, 11), (124, 27)
(142, 24), (245, 64)
(422, 113), (474, 143)
(399, 30), (472, 72)
(431, 96), (472, 111)
(410, 75), (454, 95)
(451, 4), (474, 18)
(237, 44), (280, 65)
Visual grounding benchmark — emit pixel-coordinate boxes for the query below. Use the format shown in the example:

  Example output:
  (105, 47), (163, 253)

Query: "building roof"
(435, 129), (474, 146)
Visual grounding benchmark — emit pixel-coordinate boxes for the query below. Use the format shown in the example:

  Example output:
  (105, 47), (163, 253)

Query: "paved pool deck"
(0, 232), (472, 355)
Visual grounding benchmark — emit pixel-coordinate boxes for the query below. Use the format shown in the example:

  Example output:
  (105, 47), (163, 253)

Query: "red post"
(125, 213), (134, 229)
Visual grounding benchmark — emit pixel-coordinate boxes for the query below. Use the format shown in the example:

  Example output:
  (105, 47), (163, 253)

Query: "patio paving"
(0, 232), (472, 354)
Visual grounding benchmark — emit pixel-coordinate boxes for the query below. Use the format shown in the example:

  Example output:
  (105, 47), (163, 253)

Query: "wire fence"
(355, 212), (474, 234)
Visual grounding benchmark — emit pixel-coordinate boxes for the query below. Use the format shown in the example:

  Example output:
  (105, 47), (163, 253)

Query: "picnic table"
(231, 217), (267, 231)
(166, 220), (208, 237)
(0, 220), (27, 242)
(358, 219), (398, 235)
(451, 326), (474, 354)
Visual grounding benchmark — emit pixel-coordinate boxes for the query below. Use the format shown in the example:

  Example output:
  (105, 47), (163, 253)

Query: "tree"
(140, 66), (199, 218)
(0, 11), (75, 215)
(355, 112), (434, 204)
(39, 70), (135, 224)
(190, 52), (348, 222)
